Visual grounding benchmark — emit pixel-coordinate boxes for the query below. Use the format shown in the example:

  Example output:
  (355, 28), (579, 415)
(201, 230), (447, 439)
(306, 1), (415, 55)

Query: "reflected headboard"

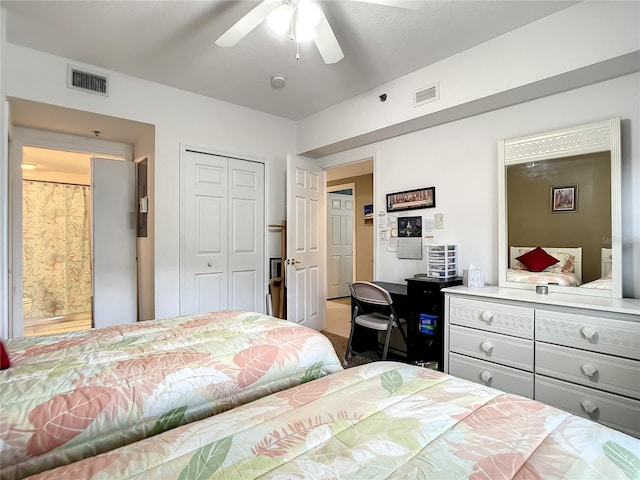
(601, 248), (612, 277)
(509, 246), (583, 281)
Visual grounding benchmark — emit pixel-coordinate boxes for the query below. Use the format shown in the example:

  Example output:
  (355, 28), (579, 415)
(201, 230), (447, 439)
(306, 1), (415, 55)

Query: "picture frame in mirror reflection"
(551, 185), (578, 213)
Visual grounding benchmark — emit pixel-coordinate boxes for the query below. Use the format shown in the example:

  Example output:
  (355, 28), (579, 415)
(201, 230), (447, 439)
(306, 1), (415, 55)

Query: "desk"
(350, 276), (462, 371)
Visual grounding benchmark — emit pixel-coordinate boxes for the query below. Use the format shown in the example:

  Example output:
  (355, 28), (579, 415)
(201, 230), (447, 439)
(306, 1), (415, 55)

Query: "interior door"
(228, 159), (265, 312)
(327, 191), (353, 298)
(286, 154), (325, 330)
(181, 151), (228, 315)
(92, 157), (136, 328)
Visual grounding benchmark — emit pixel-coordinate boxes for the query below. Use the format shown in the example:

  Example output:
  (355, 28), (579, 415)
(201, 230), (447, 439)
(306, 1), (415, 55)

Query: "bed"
(23, 362), (639, 480)
(581, 248), (613, 290)
(508, 246), (582, 286)
(0, 310), (343, 479)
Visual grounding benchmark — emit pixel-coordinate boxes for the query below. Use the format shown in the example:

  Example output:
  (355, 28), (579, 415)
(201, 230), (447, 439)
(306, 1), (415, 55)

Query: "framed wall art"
(386, 187), (435, 212)
(551, 185), (577, 213)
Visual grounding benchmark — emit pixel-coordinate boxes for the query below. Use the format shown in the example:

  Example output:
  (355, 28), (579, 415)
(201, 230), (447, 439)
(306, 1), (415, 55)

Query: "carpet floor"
(321, 330), (379, 368)
(321, 330), (439, 370)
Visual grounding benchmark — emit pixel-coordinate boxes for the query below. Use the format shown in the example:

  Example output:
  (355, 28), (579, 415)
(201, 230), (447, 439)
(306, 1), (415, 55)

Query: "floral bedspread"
(507, 268), (581, 286)
(26, 362), (639, 480)
(0, 311), (342, 479)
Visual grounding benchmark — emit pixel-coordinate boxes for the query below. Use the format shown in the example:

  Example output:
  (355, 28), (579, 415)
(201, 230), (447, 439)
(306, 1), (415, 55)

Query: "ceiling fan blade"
(314, 11), (344, 64)
(215, 0), (281, 48)
(352, 0), (423, 9)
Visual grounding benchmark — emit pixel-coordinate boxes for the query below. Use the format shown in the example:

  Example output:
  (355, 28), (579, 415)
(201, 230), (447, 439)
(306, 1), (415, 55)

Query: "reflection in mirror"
(498, 118), (621, 298)
(507, 152), (611, 285)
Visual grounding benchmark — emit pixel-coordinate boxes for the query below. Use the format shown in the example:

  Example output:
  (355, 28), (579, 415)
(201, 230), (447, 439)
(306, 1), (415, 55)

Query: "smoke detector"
(271, 74), (287, 89)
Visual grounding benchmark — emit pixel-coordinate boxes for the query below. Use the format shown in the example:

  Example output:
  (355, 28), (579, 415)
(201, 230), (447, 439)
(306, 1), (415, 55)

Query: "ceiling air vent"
(67, 65), (108, 96)
(413, 82), (439, 107)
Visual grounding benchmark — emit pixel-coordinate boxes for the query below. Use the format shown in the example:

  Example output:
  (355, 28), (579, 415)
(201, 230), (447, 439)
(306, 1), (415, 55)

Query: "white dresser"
(443, 286), (640, 437)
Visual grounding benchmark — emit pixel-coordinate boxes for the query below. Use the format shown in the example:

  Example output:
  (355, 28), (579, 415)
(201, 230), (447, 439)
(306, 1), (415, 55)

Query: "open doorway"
(324, 159), (374, 338)
(10, 127), (137, 338)
(21, 147), (96, 336)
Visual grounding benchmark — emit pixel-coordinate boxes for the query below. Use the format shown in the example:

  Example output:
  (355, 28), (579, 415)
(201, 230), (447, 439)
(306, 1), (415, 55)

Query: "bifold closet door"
(181, 150), (264, 316)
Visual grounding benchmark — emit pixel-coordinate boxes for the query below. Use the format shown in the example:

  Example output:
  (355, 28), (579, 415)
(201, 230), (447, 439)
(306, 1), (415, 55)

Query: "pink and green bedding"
(506, 268), (581, 286)
(0, 311), (342, 479)
(25, 362), (639, 480)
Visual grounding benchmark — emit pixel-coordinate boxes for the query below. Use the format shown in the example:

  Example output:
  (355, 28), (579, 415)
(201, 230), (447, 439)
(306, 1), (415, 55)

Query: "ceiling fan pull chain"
(294, 4), (300, 60)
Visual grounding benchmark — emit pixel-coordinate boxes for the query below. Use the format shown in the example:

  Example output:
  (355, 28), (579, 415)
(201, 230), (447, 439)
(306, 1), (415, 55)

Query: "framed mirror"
(498, 118), (621, 298)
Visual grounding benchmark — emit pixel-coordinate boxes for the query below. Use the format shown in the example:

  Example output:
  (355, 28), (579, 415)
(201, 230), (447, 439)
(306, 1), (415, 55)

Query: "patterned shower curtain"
(22, 181), (92, 318)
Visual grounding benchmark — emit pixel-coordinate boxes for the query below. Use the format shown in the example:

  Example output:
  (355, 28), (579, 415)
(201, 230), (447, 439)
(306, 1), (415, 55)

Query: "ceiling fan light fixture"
(267, 4), (293, 36)
(267, 0), (321, 42)
(295, 0), (321, 42)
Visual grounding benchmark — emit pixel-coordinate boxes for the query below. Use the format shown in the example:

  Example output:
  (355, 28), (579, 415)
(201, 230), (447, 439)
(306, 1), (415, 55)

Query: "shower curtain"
(22, 180), (93, 318)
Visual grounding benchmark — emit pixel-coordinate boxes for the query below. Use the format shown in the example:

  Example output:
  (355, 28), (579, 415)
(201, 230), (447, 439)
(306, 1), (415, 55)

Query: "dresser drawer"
(449, 353), (533, 399)
(535, 376), (640, 438)
(449, 325), (533, 371)
(536, 343), (640, 400)
(536, 309), (640, 359)
(449, 296), (533, 339)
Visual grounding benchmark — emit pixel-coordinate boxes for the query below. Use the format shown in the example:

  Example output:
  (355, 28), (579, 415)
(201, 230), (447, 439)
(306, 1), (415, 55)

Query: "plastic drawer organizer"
(427, 244), (458, 278)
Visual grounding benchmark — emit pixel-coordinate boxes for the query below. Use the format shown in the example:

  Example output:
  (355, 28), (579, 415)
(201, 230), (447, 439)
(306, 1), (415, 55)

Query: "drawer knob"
(581, 400), (599, 416)
(581, 364), (598, 378)
(581, 326), (598, 341)
(480, 371), (493, 384)
(481, 311), (494, 323)
(480, 341), (493, 355)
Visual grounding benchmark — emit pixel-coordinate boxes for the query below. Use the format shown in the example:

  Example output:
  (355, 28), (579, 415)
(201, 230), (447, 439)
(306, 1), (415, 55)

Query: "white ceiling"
(2, 0), (578, 121)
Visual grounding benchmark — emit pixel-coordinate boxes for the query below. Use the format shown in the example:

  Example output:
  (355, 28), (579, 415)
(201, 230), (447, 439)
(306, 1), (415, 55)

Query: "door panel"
(228, 160), (264, 312)
(286, 154), (325, 330)
(196, 273), (224, 312)
(327, 192), (354, 298)
(182, 151), (228, 315)
(92, 157), (136, 328)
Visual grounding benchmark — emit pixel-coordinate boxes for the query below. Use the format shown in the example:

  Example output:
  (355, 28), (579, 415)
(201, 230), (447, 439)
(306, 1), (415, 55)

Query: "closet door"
(92, 157), (136, 327)
(181, 150), (264, 316)
(228, 160), (265, 312)
(182, 151), (228, 315)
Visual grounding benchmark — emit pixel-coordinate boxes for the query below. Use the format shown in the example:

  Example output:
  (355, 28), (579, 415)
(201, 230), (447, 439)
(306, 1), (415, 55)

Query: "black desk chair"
(344, 281), (408, 367)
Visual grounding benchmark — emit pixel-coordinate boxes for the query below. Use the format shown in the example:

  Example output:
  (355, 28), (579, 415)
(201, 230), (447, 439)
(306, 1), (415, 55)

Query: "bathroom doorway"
(21, 147), (94, 336)
(12, 133), (135, 337)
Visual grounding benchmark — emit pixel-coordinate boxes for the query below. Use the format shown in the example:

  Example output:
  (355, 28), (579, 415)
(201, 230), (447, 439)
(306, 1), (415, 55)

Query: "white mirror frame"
(498, 117), (621, 298)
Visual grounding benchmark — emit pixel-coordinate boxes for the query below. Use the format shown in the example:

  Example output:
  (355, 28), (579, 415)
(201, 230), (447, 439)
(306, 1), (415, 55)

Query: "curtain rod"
(23, 179), (90, 188)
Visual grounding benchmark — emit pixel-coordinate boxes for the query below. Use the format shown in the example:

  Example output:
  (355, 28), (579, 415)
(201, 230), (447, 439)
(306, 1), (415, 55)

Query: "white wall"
(4, 44), (297, 319)
(299, 1), (640, 157)
(318, 74), (640, 299)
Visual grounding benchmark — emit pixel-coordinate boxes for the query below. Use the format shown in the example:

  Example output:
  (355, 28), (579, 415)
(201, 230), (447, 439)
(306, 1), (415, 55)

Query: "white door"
(227, 159), (265, 311)
(286, 154), (325, 330)
(92, 157), (137, 328)
(182, 151), (227, 314)
(327, 192), (353, 298)
(181, 150), (264, 315)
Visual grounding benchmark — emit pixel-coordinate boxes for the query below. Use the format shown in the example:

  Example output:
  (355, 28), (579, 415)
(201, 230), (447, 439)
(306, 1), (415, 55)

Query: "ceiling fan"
(215, 0), (421, 64)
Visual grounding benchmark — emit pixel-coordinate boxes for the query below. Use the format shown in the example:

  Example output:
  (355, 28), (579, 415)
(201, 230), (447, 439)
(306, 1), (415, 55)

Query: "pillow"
(0, 338), (10, 369)
(547, 254), (576, 274)
(516, 246), (559, 272)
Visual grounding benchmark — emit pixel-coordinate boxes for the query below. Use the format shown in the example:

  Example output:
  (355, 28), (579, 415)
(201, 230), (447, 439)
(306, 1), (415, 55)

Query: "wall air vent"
(413, 82), (439, 107)
(67, 65), (108, 96)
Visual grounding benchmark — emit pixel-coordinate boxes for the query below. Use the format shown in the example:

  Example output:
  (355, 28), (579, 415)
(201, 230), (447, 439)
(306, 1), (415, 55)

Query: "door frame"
(326, 182), (356, 297)
(178, 143), (268, 315)
(8, 127), (132, 338)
